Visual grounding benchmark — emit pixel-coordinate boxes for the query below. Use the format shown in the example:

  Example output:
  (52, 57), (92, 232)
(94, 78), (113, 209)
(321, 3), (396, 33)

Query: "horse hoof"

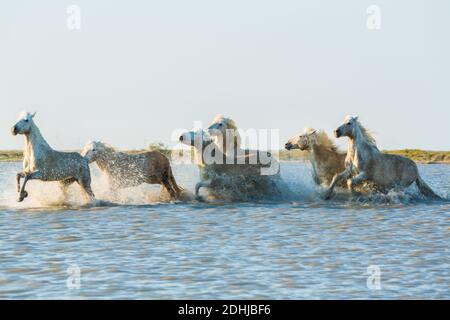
(18, 191), (28, 202)
(195, 195), (205, 202)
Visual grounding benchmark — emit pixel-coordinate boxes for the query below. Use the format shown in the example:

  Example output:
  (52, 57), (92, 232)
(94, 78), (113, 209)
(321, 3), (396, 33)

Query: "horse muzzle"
(334, 129), (341, 138)
(11, 126), (18, 136)
(285, 143), (293, 150)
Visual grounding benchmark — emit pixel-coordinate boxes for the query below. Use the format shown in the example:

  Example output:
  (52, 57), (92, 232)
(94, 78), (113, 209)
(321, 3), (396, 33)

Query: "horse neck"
(24, 122), (53, 158)
(215, 132), (237, 156)
(347, 125), (379, 160)
(193, 144), (205, 166)
(194, 141), (226, 166)
(192, 142), (209, 166)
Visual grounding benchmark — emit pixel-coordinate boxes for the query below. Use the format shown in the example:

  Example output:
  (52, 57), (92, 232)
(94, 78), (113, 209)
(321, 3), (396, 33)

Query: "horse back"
(32, 150), (89, 181)
(133, 151), (173, 178)
(371, 153), (418, 187)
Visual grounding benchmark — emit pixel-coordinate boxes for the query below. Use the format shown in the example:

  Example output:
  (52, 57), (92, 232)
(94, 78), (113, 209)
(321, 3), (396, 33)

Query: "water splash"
(0, 163), (182, 209)
(0, 162), (447, 209)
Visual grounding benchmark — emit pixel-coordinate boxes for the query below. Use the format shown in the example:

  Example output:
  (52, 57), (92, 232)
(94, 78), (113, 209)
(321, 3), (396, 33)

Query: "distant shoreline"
(277, 149), (450, 165)
(1, 149), (450, 164)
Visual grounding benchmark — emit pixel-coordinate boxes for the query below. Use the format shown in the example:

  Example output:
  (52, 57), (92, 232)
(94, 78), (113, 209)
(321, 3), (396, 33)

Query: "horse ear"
(353, 116), (359, 121)
(31, 112), (37, 119)
(309, 129), (317, 135)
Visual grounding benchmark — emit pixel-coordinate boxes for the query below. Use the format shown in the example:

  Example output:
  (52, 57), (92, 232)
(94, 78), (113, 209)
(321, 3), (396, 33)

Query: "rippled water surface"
(0, 162), (448, 299)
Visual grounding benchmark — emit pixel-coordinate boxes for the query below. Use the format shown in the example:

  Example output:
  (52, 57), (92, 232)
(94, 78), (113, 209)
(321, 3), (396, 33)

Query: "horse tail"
(416, 175), (441, 200)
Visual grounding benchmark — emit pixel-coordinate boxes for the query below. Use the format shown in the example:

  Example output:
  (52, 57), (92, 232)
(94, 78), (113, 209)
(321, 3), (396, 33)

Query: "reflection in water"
(0, 162), (448, 299)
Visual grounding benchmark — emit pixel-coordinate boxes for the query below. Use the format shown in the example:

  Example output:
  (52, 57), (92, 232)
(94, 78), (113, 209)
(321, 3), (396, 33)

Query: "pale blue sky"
(1, 0), (449, 150)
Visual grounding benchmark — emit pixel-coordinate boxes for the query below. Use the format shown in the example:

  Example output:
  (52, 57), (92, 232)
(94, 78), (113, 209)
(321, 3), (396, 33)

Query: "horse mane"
(212, 114), (241, 149)
(314, 130), (340, 152)
(355, 121), (377, 146)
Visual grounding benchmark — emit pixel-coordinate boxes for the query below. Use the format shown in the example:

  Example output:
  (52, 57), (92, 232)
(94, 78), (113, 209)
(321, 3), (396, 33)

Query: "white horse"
(11, 112), (95, 203)
(324, 116), (441, 200)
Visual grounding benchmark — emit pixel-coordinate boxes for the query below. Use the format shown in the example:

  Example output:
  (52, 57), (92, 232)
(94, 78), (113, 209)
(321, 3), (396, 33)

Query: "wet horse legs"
(16, 172), (26, 193)
(18, 171), (42, 202)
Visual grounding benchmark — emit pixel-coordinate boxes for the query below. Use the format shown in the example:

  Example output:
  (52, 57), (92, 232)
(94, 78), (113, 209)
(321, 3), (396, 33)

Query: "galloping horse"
(81, 141), (183, 200)
(285, 128), (346, 186)
(11, 112), (95, 203)
(324, 116), (441, 200)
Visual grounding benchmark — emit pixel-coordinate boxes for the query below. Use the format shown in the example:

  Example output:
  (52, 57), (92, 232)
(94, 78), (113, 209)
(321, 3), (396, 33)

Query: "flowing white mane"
(351, 118), (377, 147)
(304, 127), (339, 152)
(211, 114), (241, 148)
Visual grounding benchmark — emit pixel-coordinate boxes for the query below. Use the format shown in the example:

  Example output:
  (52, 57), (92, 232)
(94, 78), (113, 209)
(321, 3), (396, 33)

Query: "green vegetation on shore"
(383, 149), (450, 164)
(1, 149), (449, 164)
(0, 151), (23, 162)
(277, 149), (450, 164)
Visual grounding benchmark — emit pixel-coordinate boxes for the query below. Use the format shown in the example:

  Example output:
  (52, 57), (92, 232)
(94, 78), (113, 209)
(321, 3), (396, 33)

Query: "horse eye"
(218, 123), (223, 127)
(347, 122), (351, 126)
(25, 119), (29, 122)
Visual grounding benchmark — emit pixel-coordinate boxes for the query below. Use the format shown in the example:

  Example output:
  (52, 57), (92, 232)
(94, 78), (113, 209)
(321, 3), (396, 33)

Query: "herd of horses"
(10, 111), (441, 204)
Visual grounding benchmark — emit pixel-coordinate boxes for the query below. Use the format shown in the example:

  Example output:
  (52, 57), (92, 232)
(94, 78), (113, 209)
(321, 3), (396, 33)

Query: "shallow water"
(0, 161), (448, 299)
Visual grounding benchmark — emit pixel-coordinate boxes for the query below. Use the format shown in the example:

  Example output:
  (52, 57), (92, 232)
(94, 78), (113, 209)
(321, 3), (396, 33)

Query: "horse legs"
(312, 170), (321, 186)
(77, 173), (95, 203)
(323, 170), (351, 200)
(167, 168), (183, 197)
(348, 171), (367, 196)
(195, 180), (211, 200)
(79, 181), (95, 203)
(16, 172), (26, 193)
(18, 176), (29, 202)
(18, 171), (42, 202)
(161, 177), (177, 200)
(59, 178), (77, 201)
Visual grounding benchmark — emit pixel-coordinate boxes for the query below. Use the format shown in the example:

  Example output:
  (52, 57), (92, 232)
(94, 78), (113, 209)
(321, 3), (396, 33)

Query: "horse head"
(285, 128), (318, 151)
(81, 141), (114, 163)
(11, 111), (36, 136)
(334, 115), (359, 139)
(179, 129), (213, 149)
